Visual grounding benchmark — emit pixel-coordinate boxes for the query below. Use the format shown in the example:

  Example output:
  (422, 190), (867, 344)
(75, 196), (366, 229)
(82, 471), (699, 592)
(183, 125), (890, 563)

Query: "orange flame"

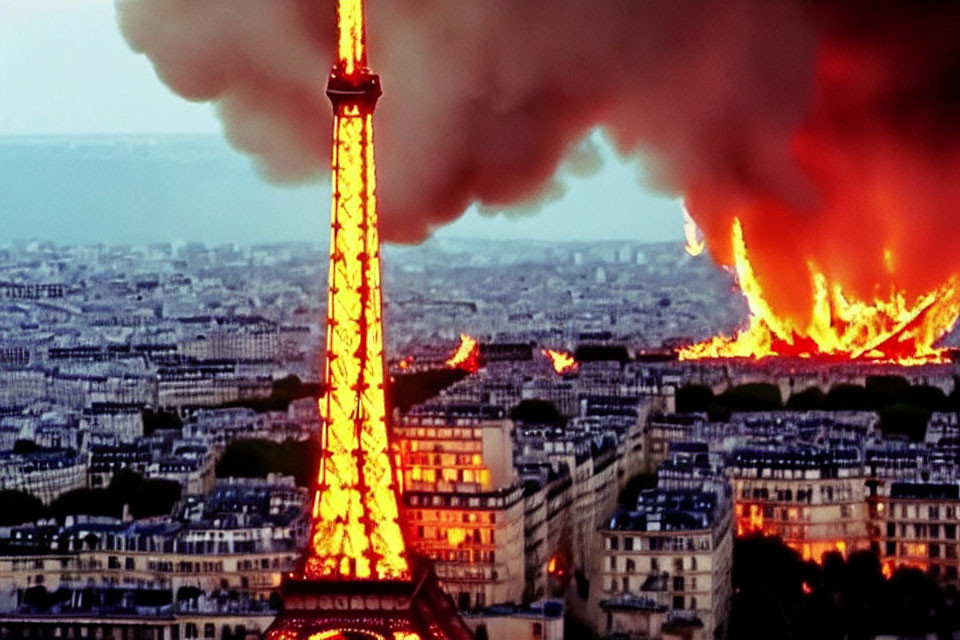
(542, 348), (578, 374)
(735, 503), (851, 566)
(679, 218), (960, 364)
(446, 334), (481, 373)
(682, 204), (706, 257)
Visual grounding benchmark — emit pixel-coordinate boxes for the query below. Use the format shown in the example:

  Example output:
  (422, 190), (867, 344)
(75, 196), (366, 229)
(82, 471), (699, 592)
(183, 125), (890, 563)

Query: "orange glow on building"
(542, 348), (578, 374)
(734, 503), (767, 537)
(446, 334), (481, 373)
(302, 0), (408, 582)
(679, 218), (960, 364)
(734, 502), (854, 565)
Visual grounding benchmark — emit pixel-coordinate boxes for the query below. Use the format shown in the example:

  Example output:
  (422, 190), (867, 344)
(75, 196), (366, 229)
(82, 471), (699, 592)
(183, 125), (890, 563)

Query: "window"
(690, 597), (698, 610)
(204, 624), (215, 638)
(887, 523), (896, 537)
(673, 576), (685, 591)
(609, 536), (619, 550)
(185, 624), (198, 639)
(609, 556), (616, 571)
(674, 558), (684, 572)
(625, 559), (635, 573)
(624, 537), (634, 551)
(622, 576), (630, 592)
(672, 595), (684, 610)
(532, 622), (543, 638)
(886, 541), (896, 555)
(651, 558), (659, 572)
(690, 557), (697, 571)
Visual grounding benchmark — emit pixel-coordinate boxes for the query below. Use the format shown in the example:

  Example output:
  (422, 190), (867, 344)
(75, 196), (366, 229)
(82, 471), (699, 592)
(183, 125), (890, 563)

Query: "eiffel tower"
(264, 2), (473, 639)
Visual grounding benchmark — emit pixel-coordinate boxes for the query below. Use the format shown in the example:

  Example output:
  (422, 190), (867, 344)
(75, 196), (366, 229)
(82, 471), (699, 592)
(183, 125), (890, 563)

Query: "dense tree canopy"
(215, 438), (318, 487)
(730, 536), (960, 639)
(676, 375), (955, 441)
(509, 399), (564, 426)
(0, 490), (46, 526)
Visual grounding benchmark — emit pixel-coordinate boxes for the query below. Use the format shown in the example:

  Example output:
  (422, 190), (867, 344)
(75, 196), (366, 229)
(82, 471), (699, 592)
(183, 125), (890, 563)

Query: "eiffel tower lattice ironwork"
(263, 1), (473, 639)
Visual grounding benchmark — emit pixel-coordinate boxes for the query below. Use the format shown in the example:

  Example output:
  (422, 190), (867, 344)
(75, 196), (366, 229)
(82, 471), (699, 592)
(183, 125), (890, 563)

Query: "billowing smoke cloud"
(116, 0), (960, 322)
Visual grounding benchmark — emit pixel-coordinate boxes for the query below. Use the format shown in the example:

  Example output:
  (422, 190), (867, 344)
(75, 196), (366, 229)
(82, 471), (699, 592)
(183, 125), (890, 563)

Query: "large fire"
(679, 218), (960, 364)
(542, 348), (578, 374)
(446, 334), (481, 373)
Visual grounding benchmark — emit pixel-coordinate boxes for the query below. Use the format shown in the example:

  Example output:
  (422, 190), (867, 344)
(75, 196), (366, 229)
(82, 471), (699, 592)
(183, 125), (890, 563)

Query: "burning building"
(679, 219), (960, 364)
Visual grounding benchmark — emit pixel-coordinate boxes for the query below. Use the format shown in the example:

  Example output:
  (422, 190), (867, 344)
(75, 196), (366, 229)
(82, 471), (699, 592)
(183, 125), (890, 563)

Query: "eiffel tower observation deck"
(264, 2), (473, 639)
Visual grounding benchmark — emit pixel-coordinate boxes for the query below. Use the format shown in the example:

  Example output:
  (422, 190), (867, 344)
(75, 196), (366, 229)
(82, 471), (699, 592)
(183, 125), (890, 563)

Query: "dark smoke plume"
(117, 0), (960, 320)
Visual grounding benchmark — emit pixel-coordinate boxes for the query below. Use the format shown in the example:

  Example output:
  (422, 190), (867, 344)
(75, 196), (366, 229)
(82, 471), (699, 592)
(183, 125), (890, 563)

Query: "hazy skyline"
(0, 0), (685, 245)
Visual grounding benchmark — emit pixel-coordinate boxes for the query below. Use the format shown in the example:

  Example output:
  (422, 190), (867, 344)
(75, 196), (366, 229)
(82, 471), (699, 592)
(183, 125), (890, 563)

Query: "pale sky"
(0, 0), (685, 245)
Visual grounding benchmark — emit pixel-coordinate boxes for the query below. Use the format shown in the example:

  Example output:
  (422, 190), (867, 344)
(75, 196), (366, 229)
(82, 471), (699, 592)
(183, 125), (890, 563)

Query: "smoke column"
(116, 0), (960, 323)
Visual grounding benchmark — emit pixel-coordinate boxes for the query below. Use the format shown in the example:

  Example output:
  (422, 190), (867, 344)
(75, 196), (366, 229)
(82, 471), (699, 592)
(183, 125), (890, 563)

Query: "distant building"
(878, 482), (960, 581)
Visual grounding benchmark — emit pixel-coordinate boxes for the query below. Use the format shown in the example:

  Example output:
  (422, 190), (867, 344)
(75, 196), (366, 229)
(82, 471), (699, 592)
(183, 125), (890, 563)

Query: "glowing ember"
(679, 218), (960, 364)
(542, 348), (578, 374)
(446, 334), (481, 373)
(682, 204), (706, 257)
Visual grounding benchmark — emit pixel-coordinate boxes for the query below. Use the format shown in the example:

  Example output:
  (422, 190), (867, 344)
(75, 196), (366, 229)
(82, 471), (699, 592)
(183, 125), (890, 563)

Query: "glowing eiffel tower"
(264, 1), (472, 638)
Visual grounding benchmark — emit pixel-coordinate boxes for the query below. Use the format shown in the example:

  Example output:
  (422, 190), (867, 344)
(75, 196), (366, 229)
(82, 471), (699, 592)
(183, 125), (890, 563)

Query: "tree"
(142, 408), (183, 436)
(215, 439), (319, 488)
(617, 472), (657, 509)
(130, 480), (182, 519)
(823, 384), (871, 411)
(22, 585), (50, 611)
(877, 404), (933, 442)
(0, 490), (47, 525)
(509, 399), (564, 426)
(676, 384), (714, 413)
(389, 368), (468, 414)
(786, 387), (825, 410)
(268, 591), (283, 612)
(50, 489), (120, 520)
(108, 469), (146, 507)
(717, 383), (783, 412)
(12, 439), (45, 454)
